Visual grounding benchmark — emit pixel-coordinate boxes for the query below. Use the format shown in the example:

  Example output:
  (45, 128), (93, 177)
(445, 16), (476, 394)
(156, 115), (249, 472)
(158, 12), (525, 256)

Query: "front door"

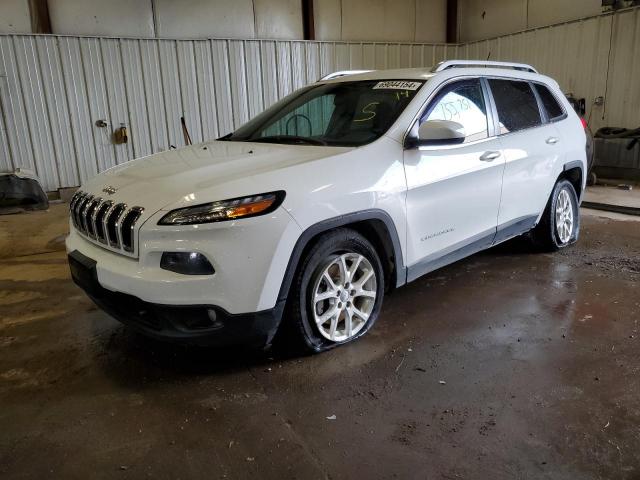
(403, 78), (505, 281)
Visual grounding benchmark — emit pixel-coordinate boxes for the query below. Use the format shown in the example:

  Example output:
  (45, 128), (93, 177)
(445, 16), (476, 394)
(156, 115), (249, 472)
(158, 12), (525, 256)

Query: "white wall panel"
(210, 40), (234, 135)
(254, 0), (303, 40)
(177, 41), (202, 144)
(193, 41), (219, 141)
(459, 9), (639, 133)
(260, 41), (279, 109)
(48, 0), (155, 38)
(0, 0), (31, 34)
(101, 38), (134, 166)
(458, 0), (604, 42)
(245, 41), (265, 120)
(120, 39), (153, 159)
(154, 0), (255, 39)
(607, 8), (640, 130)
(0, 37), (32, 175)
(228, 41), (250, 128)
(0, 75), (13, 172)
(57, 37), (99, 184)
(276, 42), (293, 97)
(158, 40), (184, 148)
(79, 37), (116, 175)
(139, 39), (169, 154)
(13, 36), (60, 190)
(35, 36), (78, 187)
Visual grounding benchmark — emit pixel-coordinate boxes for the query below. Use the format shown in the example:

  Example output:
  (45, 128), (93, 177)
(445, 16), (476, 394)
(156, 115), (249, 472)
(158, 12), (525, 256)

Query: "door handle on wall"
(479, 151), (501, 162)
(546, 137), (559, 144)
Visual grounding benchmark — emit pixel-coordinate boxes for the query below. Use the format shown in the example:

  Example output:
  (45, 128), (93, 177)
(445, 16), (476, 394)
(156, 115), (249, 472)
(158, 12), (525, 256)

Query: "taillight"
(580, 117), (588, 130)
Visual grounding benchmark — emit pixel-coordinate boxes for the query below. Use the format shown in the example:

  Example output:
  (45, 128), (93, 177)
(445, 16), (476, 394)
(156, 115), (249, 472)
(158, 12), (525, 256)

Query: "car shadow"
(90, 235), (536, 387)
(90, 316), (305, 388)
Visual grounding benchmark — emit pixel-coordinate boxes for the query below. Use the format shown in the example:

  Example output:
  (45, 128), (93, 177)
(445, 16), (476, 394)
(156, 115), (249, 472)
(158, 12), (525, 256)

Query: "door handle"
(546, 137), (559, 145)
(479, 151), (501, 162)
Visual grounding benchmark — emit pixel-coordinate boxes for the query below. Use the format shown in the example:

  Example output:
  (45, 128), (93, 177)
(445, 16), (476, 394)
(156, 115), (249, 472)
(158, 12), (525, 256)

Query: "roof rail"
(432, 60), (538, 74)
(320, 70), (373, 81)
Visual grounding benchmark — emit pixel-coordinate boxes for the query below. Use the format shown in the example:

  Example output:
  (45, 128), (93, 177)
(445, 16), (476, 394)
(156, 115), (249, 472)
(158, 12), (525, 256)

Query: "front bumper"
(65, 204), (302, 313)
(69, 250), (284, 347)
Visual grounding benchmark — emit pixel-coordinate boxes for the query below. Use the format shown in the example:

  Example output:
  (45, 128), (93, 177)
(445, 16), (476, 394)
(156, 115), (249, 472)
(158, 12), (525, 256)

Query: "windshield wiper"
(250, 135), (327, 146)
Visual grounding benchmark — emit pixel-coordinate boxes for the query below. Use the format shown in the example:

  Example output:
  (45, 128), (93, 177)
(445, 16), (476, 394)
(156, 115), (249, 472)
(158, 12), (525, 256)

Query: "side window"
(488, 79), (542, 134)
(535, 84), (565, 121)
(421, 79), (489, 143)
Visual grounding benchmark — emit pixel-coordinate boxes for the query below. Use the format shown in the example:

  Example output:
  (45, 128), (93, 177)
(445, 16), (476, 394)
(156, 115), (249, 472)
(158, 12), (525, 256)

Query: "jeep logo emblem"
(102, 186), (117, 195)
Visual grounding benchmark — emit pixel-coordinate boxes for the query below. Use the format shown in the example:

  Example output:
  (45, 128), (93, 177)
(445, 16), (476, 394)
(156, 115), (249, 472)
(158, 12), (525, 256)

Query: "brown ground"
(1, 204), (639, 479)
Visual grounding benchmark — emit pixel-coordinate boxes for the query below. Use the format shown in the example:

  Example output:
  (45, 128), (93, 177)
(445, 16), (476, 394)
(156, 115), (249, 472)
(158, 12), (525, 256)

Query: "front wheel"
(529, 179), (580, 251)
(280, 228), (385, 354)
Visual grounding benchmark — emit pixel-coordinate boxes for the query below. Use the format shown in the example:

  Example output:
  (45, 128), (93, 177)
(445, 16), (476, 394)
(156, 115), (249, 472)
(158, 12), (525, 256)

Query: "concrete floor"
(1, 203), (639, 480)
(584, 184), (640, 209)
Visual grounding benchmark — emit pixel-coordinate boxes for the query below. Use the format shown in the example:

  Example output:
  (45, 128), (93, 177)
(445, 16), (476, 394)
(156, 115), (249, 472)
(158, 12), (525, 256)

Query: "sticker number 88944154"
(373, 81), (422, 90)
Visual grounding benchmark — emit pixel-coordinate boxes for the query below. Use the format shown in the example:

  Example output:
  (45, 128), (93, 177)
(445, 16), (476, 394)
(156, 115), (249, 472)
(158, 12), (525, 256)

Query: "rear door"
(403, 78), (505, 280)
(487, 78), (564, 242)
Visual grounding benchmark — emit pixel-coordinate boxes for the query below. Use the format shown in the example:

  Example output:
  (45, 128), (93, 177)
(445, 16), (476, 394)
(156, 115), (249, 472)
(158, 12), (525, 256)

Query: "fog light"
(160, 252), (215, 275)
(207, 309), (224, 330)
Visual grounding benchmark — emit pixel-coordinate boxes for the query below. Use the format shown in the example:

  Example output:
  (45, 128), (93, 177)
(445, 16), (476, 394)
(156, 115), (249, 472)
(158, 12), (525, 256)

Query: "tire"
(529, 179), (580, 252)
(278, 228), (385, 354)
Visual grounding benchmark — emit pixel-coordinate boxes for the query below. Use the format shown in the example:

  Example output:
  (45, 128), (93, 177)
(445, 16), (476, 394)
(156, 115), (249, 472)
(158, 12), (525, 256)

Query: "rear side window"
(535, 84), (565, 120)
(488, 79), (542, 134)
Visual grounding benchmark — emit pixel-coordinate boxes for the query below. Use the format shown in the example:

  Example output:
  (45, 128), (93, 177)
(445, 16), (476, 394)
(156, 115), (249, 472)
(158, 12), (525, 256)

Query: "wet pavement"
(1, 204), (639, 479)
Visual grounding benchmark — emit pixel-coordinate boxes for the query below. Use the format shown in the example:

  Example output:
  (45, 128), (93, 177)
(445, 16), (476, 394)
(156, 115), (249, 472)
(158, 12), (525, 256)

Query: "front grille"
(70, 190), (144, 256)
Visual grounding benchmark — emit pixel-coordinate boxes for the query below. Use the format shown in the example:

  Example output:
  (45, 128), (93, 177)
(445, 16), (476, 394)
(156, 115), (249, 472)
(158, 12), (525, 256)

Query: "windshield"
(223, 80), (424, 147)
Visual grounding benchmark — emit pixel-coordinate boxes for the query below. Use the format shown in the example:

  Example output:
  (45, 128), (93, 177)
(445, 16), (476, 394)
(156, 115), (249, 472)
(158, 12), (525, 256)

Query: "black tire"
(529, 179), (580, 252)
(277, 228), (385, 354)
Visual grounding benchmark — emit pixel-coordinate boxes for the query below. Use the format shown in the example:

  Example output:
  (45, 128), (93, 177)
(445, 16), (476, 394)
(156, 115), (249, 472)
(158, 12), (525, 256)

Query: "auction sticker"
(373, 81), (422, 90)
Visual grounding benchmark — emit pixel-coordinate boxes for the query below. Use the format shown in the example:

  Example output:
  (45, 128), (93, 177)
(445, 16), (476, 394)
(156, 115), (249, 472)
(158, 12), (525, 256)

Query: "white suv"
(66, 60), (586, 352)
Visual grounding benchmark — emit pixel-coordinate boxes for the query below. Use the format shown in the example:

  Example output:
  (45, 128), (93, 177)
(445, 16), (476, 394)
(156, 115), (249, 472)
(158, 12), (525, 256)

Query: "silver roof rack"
(432, 60), (538, 74)
(320, 70), (373, 81)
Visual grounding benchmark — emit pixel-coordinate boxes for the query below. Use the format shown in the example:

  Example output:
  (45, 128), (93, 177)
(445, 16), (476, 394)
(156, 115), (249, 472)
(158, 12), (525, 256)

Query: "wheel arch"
(276, 210), (406, 304)
(559, 160), (584, 202)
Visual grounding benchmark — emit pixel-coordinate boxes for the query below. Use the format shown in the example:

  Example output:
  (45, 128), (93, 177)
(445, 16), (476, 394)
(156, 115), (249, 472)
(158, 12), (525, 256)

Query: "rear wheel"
(529, 179), (580, 251)
(280, 228), (385, 354)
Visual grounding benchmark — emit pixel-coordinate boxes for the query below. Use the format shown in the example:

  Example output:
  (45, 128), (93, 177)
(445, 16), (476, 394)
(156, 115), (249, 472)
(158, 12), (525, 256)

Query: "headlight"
(158, 191), (285, 225)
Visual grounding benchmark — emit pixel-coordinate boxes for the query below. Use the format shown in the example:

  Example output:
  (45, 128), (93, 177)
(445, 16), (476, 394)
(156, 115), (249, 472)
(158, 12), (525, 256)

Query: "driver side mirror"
(405, 120), (466, 148)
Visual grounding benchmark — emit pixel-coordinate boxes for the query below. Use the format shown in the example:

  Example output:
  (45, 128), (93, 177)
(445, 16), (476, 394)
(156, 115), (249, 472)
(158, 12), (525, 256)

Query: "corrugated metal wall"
(1, 7), (639, 191)
(459, 7), (640, 133)
(0, 35), (459, 190)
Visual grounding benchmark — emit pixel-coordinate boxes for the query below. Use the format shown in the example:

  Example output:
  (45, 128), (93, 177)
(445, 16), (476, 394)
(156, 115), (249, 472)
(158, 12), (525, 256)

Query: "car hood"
(80, 140), (353, 214)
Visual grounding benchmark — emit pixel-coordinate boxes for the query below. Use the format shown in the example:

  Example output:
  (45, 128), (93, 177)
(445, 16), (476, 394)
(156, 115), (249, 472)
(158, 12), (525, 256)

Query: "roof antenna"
(486, 51), (491, 61)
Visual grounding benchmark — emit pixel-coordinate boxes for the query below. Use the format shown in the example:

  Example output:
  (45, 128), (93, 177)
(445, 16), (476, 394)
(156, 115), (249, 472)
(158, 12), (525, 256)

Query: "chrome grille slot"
(73, 193), (90, 229)
(94, 200), (113, 243)
(121, 207), (144, 252)
(69, 190), (145, 257)
(69, 192), (82, 227)
(85, 198), (101, 237)
(79, 195), (95, 233)
(106, 203), (127, 248)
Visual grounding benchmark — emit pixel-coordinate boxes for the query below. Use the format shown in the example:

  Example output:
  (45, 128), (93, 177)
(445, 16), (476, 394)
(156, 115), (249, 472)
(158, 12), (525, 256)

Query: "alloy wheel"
(555, 188), (574, 244)
(311, 253), (377, 342)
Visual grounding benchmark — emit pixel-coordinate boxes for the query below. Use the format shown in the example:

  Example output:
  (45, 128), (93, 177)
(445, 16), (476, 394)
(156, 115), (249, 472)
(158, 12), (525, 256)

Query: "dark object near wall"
(593, 127), (640, 180)
(0, 174), (49, 214)
(565, 95), (586, 116)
